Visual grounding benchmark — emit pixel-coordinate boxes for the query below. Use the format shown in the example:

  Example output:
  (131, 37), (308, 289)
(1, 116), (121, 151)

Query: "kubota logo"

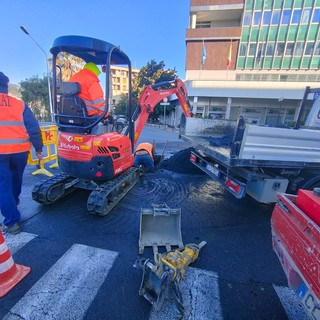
(160, 91), (169, 95)
(66, 136), (73, 142)
(60, 142), (80, 150)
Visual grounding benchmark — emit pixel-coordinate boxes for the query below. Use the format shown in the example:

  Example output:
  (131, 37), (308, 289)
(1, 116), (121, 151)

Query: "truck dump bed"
(271, 190), (320, 318)
(182, 116), (320, 169)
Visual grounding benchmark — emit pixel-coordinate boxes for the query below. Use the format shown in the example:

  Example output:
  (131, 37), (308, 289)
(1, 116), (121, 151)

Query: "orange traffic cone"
(0, 230), (31, 297)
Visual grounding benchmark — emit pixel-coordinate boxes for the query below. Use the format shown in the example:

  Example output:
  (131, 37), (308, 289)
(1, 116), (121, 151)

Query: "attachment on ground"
(139, 203), (183, 255)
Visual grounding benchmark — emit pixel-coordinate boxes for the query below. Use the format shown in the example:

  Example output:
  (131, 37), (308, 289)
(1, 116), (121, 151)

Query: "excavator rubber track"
(87, 167), (141, 216)
(32, 173), (78, 205)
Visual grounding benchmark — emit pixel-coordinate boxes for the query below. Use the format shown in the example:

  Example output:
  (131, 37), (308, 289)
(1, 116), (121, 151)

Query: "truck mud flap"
(139, 203), (183, 255)
(190, 151), (246, 199)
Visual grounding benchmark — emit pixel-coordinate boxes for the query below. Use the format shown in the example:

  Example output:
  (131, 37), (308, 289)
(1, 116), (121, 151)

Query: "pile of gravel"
(157, 147), (204, 174)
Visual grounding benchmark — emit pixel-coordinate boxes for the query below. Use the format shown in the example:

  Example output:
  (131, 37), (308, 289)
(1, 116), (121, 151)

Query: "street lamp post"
(20, 26), (54, 122)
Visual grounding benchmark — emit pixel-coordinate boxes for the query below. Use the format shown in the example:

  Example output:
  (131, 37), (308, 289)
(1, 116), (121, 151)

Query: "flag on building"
(201, 40), (207, 66)
(227, 41), (232, 68)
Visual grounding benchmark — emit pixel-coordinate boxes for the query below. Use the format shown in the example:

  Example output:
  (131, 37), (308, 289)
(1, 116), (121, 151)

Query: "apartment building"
(184, 0), (320, 126)
(110, 66), (139, 108)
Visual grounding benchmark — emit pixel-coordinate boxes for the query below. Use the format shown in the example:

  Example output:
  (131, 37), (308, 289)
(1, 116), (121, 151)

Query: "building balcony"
(186, 27), (241, 41)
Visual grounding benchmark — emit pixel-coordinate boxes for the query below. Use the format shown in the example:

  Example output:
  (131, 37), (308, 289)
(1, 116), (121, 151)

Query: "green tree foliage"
(113, 93), (129, 116)
(130, 60), (177, 122)
(54, 52), (84, 81)
(20, 75), (50, 121)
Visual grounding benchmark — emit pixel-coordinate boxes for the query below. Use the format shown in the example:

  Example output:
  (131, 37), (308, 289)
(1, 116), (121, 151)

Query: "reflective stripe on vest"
(0, 94), (31, 154)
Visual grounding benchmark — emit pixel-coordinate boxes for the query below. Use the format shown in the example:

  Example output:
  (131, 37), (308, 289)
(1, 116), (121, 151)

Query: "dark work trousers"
(134, 153), (154, 170)
(0, 151), (28, 227)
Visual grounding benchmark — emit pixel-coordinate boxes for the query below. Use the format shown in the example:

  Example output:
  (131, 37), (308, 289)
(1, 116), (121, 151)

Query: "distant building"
(110, 66), (139, 109)
(183, 0), (320, 126)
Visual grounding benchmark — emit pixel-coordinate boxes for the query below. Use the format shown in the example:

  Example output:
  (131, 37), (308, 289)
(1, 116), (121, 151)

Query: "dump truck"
(182, 87), (320, 204)
(271, 189), (320, 319)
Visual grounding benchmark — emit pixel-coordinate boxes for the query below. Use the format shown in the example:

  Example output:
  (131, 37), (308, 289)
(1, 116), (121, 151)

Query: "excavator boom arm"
(133, 79), (192, 145)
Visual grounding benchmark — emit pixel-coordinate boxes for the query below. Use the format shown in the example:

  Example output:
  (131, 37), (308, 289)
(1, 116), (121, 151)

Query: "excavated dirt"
(157, 147), (204, 174)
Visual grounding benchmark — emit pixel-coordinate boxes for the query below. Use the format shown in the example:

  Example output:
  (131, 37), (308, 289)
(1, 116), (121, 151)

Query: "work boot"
(0, 223), (21, 235)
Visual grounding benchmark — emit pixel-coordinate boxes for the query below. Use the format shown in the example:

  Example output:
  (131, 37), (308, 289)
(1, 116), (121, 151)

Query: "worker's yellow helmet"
(83, 62), (101, 76)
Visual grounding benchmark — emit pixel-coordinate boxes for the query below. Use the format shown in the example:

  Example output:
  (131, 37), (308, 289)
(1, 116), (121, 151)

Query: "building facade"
(110, 66), (139, 109)
(184, 0), (320, 126)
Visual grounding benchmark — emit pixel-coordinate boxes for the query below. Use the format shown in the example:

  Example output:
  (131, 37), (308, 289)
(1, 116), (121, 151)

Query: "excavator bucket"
(139, 203), (183, 255)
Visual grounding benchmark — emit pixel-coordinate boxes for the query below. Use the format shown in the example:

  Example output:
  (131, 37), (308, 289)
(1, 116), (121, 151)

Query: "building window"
(196, 21), (211, 28)
(266, 43), (275, 56)
(272, 10), (281, 24)
(245, 0), (254, 9)
(276, 42), (285, 56)
(264, 0), (273, 9)
(308, 25), (318, 40)
(284, 0), (293, 8)
(241, 27), (250, 41)
(297, 25), (308, 41)
(278, 26), (289, 41)
(281, 9), (292, 24)
(305, 42), (314, 55)
(269, 26), (278, 40)
(263, 11), (272, 24)
(315, 42), (320, 55)
(254, 0), (263, 9)
(291, 9), (301, 23)
(249, 43), (257, 56)
(274, 0), (284, 9)
(294, 42), (304, 55)
(243, 12), (252, 25)
(253, 12), (262, 25)
(285, 42), (294, 55)
(239, 43), (247, 56)
(301, 9), (311, 23)
(294, 0), (303, 8)
(313, 9), (320, 23)
(250, 28), (259, 41)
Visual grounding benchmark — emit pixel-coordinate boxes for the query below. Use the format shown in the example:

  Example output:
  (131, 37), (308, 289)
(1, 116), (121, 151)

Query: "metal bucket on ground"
(139, 203), (183, 255)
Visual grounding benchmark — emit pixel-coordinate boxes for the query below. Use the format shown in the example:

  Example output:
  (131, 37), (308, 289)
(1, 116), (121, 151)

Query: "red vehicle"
(271, 188), (320, 319)
(32, 35), (191, 216)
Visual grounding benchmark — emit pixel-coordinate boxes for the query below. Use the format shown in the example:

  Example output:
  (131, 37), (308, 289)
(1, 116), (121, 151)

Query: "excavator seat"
(57, 82), (89, 126)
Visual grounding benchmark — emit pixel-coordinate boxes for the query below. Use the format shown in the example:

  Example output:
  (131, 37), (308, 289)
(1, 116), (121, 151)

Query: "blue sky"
(2, 0), (190, 85)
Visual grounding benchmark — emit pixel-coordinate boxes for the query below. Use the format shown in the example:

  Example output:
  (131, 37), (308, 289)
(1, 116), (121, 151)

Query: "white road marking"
(3, 244), (118, 320)
(4, 232), (37, 254)
(149, 267), (222, 320)
(273, 284), (306, 320)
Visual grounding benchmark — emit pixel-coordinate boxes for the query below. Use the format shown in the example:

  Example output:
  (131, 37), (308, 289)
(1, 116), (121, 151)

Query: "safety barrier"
(27, 123), (59, 176)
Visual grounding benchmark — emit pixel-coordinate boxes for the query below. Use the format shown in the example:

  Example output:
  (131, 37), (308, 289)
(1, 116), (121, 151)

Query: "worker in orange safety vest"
(69, 62), (108, 117)
(0, 71), (43, 235)
(134, 142), (155, 171)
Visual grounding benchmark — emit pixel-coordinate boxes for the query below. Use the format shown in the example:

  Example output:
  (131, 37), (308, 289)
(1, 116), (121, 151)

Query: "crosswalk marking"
(2, 233), (307, 319)
(4, 232), (37, 254)
(149, 268), (222, 320)
(273, 285), (306, 320)
(3, 243), (118, 320)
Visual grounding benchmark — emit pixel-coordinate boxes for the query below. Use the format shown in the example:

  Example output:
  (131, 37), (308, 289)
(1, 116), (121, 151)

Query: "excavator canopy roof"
(50, 35), (130, 66)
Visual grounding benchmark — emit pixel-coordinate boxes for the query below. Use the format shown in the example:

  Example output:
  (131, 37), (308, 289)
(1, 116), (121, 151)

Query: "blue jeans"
(0, 152), (28, 226)
(134, 154), (154, 170)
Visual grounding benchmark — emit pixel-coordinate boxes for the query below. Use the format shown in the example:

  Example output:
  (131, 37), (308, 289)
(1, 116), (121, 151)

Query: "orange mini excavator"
(32, 35), (192, 216)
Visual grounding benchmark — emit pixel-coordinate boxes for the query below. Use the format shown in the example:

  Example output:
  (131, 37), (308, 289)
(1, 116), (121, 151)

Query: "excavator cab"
(51, 35), (133, 138)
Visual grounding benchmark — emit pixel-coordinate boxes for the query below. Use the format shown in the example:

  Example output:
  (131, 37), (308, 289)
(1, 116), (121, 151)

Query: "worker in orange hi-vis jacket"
(134, 142), (155, 171)
(69, 62), (108, 118)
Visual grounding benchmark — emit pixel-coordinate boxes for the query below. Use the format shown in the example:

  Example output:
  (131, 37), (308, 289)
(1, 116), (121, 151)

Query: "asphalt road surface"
(0, 126), (306, 320)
